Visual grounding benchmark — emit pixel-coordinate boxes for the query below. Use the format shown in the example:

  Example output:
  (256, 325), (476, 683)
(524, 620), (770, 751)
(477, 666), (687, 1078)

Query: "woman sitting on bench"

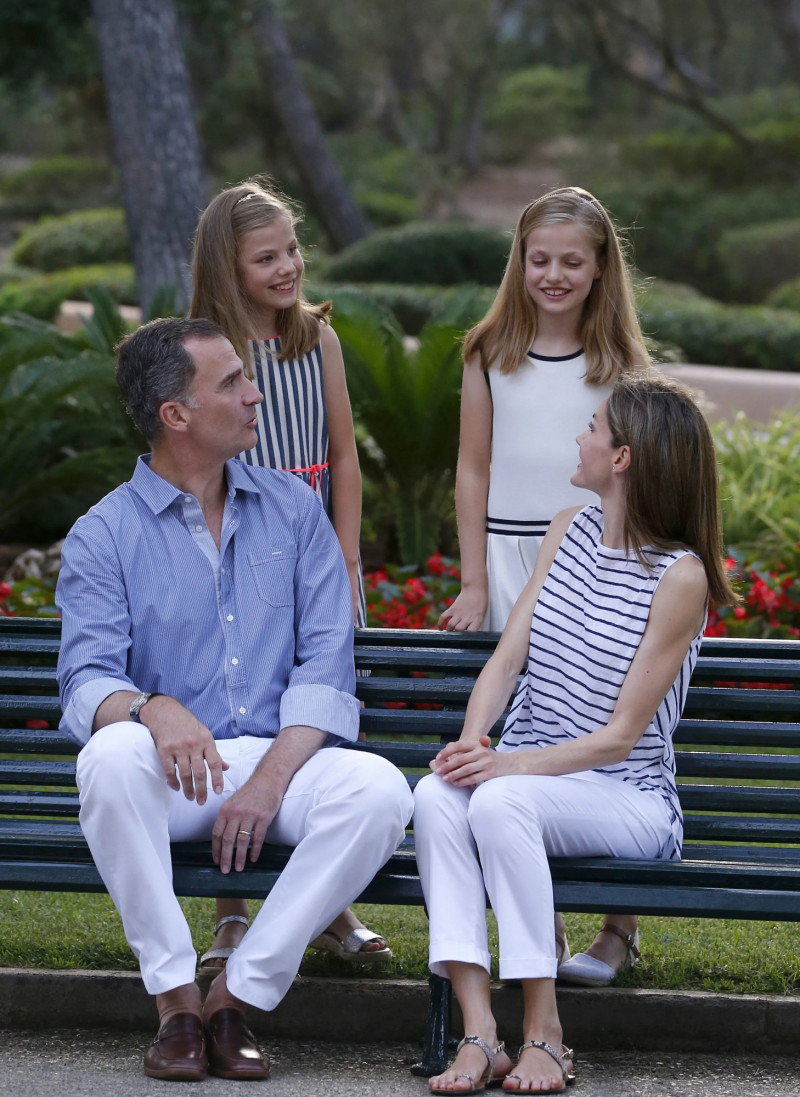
(414, 373), (738, 1094)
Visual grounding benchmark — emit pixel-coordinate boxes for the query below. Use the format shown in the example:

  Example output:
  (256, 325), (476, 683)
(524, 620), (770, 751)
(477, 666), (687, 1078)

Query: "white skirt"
(484, 532), (545, 632)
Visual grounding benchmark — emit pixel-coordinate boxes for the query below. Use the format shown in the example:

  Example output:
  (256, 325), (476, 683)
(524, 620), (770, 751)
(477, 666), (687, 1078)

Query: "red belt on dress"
(288, 461), (329, 495)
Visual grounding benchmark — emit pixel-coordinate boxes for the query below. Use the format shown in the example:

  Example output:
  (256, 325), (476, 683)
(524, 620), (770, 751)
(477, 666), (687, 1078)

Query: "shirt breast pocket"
(249, 544), (298, 606)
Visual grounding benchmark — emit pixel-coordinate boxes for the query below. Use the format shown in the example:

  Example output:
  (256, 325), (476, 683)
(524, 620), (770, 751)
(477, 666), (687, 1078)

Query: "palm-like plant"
(0, 297), (143, 542)
(333, 288), (484, 564)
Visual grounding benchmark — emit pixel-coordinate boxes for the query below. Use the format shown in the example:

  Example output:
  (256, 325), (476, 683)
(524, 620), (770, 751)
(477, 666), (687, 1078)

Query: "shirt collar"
(130, 455), (264, 515)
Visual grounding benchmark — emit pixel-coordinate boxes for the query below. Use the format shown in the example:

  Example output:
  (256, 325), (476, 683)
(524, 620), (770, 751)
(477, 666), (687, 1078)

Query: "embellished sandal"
(430, 1035), (509, 1095)
(199, 914), (249, 970)
(557, 923), (640, 986)
(503, 1041), (575, 1093)
(309, 925), (392, 963)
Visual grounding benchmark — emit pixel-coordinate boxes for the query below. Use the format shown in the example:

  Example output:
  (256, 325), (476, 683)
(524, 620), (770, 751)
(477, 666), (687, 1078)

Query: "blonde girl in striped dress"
(190, 179), (386, 969)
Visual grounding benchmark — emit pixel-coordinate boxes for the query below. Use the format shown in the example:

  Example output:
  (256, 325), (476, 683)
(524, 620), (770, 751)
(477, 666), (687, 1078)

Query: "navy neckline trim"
(526, 348), (584, 363)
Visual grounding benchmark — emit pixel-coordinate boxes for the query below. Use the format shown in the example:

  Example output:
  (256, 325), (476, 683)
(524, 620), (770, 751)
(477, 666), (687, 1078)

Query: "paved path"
(2, 1033), (800, 1096)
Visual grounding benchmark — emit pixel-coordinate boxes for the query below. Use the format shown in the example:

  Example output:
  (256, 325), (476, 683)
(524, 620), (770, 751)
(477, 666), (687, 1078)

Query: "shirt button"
(231, 657), (239, 665)
(239, 707), (246, 715)
(195, 524), (203, 532)
(184, 496), (191, 502)
(221, 567), (226, 574)
(227, 614), (234, 622)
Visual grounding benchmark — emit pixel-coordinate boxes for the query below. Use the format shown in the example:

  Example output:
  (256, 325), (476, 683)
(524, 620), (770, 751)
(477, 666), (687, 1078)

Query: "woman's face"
(237, 216), (304, 332)
(571, 399), (620, 492)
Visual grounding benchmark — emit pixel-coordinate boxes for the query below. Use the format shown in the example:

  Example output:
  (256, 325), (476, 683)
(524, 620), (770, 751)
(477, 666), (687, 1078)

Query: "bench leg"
(410, 973), (452, 1077)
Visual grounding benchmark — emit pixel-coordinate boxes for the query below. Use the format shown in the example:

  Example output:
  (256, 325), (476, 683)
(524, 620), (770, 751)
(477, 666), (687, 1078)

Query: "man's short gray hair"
(116, 316), (228, 442)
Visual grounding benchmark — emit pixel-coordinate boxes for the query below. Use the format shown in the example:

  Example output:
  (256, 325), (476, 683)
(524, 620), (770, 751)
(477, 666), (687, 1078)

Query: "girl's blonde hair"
(606, 372), (738, 607)
(189, 177), (331, 372)
(463, 186), (649, 383)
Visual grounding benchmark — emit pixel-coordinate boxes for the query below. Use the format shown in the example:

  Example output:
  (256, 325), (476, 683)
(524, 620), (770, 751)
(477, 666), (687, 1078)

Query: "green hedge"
(0, 156), (118, 216)
(324, 222), (511, 287)
(638, 281), (800, 372)
(766, 277), (800, 312)
(715, 219), (800, 303)
(308, 281), (495, 335)
(620, 120), (800, 188)
(11, 208), (130, 272)
(0, 264), (137, 321)
(595, 178), (800, 301)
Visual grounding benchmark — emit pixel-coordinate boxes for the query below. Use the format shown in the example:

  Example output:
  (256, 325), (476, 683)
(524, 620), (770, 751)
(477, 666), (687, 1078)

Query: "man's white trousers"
(413, 769), (672, 981)
(77, 724), (413, 1009)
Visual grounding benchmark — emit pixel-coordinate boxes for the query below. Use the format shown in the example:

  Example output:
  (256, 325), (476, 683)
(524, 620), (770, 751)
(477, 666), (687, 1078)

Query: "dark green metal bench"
(2, 615), (800, 1072)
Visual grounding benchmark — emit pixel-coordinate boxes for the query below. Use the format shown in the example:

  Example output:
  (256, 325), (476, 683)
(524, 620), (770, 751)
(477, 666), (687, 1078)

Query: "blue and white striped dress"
(496, 505), (706, 859)
(239, 336), (366, 625)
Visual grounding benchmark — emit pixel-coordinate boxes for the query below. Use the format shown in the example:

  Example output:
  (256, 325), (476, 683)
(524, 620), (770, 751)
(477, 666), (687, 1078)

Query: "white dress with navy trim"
(484, 349), (611, 630)
(496, 505), (706, 860)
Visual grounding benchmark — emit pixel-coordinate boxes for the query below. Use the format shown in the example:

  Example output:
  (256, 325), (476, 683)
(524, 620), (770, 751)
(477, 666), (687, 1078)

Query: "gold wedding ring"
(238, 829), (252, 837)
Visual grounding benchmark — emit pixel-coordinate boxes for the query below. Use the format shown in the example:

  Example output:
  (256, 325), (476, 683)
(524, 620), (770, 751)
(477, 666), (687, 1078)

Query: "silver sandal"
(199, 914), (249, 970)
(430, 1035), (508, 1095)
(309, 925), (392, 963)
(503, 1040), (575, 1093)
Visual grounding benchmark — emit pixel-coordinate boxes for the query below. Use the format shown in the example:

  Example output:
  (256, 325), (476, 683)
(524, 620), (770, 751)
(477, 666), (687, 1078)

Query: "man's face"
(180, 336), (263, 460)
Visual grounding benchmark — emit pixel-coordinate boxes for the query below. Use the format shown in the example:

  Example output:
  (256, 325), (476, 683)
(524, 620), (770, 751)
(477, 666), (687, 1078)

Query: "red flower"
(26, 719), (50, 730)
(427, 552), (446, 577)
(0, 581), (11, 599)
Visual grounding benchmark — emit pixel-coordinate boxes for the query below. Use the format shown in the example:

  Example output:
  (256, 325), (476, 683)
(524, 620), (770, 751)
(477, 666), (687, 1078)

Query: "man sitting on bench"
(56, 316), (413, 1082)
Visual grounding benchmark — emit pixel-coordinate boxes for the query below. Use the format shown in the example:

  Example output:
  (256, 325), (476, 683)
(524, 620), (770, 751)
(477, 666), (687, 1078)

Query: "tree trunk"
(90, 0), (206, 314)
(765, 0), (800, 83)
(253, 0), (370, 250)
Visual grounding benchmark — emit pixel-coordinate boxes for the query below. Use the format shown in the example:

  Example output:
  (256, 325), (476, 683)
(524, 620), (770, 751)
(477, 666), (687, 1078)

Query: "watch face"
(130, 693), (151, 720)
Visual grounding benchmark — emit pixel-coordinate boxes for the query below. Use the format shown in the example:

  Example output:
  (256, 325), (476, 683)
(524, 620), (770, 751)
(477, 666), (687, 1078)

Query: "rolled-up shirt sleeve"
(56, 519), (138, 746)
(281, 489), (360, 744)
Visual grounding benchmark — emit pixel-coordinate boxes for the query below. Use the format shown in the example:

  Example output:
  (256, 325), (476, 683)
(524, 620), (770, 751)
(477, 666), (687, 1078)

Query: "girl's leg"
(203, 898), (251, 969)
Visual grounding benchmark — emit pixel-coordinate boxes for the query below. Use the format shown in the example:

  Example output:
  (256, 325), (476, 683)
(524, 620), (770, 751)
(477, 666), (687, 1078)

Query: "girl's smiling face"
(237, 217), (304, 333)
(524, 220), (602, 324)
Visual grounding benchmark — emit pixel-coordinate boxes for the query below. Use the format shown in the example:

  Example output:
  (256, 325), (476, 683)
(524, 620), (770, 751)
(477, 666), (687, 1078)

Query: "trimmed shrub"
(637, 281), (800, 372)
(0, 264), (137, 321)
(0, 156), (118, 215)
(308, 281), (495, 335)
(766, 277), (800, 312)
(0, 262), (35, 288)
(324, 222), (511, 287)
(715, 220), (800, 303)
(620, 120), (800, 189)
(11, 208), (129, 272)
(596, 179), (800, 301)
(484, 65), (590, 162)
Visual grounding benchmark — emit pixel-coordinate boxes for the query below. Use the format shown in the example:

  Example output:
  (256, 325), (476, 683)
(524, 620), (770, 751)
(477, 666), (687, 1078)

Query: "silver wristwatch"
(129, 692), (153, 722)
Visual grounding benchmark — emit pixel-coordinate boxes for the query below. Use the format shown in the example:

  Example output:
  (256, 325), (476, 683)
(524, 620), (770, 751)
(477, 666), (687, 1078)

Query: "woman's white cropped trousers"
(413, 769), (672, 981)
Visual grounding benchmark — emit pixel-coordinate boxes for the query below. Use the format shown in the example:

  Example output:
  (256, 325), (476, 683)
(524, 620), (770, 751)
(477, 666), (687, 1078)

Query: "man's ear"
(159, 400), (191, 434)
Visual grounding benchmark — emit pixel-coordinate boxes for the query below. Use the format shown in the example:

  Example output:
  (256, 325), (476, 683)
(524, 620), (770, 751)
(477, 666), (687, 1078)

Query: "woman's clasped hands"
(431, 735), (517, 786)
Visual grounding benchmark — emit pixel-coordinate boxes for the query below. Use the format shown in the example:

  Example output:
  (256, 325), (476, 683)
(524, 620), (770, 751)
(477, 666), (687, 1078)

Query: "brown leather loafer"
(143, 1011), (208, 1081)
(205, 1007), (269, 1079)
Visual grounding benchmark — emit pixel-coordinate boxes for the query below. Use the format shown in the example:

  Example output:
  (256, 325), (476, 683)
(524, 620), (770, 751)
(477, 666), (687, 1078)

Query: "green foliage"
(0, 263), (137, 320)
(0, 309), (142, 541)
(596, 178), (800, 300)
(324, 222), (510, 287)
(0, 262), (35, 288)
(715, 220), (800, 303)
(335, 288), (479, 564)
(620, 120), (800, 189)
(484, 64), (590, 162)
(310, 281), (494, 335)
(766, 277), (800, 312)
(11, 208), (129, 272)
(714, 410), (800, 563)
(637, 280), (800, 372)
(0, 156), (117, 215)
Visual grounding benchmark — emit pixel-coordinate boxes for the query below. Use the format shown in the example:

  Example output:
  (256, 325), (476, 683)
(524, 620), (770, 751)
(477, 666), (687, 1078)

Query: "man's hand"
(144, 696), (227, 805)
(431, 735), (511, 786)
(211, 773), (283, 874)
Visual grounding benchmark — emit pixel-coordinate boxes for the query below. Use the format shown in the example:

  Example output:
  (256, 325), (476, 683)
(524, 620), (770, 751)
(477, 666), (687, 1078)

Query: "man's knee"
(335, 752), (413, 829)
(76, 721), (161, 797)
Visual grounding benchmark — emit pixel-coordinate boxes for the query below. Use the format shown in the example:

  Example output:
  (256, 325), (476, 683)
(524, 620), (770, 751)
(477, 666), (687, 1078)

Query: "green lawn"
(2, 892), (799, 995)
